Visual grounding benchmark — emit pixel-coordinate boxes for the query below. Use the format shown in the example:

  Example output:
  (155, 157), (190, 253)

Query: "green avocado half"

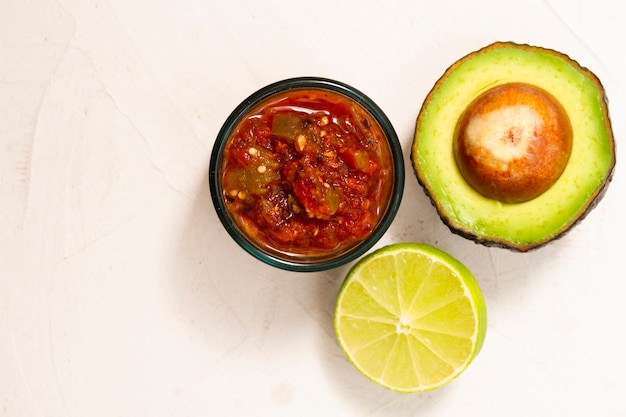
(412, 42), (616, 251)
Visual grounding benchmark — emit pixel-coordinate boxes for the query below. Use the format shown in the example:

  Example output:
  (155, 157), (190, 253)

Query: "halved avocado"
(412, 42), (616, 251)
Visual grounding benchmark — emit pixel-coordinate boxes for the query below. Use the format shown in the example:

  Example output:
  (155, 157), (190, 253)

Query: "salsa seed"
(229, 189), (239, 197)
(296, 134), (307, 151)
(323, 182), (331, 189)
(320, 116), (329, 126)
(237, 191), (247, 200)
(248, 147), (258, 156)
(257, 165), (267, 173)
(320, 130), (327, 137)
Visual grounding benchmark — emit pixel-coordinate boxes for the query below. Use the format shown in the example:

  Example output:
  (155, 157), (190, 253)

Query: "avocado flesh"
(412, 42), (616, 251)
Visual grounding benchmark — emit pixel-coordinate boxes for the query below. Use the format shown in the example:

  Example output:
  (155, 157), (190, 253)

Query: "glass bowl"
(209, 77), (404, 272)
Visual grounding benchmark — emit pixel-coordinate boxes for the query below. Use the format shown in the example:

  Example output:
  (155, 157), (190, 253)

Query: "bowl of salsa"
(209, 77), (404, 272)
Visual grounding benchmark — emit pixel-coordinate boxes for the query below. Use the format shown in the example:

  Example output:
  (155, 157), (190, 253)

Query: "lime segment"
(334, 243), (487, 393)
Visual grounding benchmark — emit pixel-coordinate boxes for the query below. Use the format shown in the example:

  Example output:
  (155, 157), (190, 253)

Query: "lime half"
(334, 243), (487, 393)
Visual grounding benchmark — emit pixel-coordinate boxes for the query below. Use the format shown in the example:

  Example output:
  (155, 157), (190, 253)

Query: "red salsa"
(220, 89), (394, 258)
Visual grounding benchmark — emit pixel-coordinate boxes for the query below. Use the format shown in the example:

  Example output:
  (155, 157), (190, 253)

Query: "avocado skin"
(411, 41), (616, 252)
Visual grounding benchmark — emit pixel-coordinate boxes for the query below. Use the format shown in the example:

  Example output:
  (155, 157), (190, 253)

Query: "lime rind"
(334, 243), (487, 393)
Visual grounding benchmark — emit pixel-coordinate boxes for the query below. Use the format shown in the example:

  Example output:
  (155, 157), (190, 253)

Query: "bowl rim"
(209, 76), (405, 272)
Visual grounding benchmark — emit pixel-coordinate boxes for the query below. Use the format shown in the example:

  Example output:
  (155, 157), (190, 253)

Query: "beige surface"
(1, 0), (624, 415)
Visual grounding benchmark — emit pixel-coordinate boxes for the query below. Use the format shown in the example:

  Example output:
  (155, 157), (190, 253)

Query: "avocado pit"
(453, 83), (573, 203)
